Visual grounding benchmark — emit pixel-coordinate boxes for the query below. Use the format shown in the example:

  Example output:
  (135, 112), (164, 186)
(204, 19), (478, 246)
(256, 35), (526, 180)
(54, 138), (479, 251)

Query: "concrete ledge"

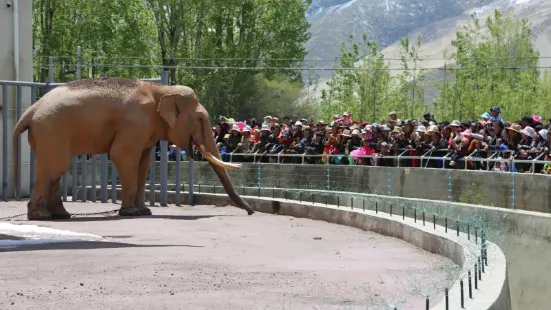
(77, 187), (510, 309)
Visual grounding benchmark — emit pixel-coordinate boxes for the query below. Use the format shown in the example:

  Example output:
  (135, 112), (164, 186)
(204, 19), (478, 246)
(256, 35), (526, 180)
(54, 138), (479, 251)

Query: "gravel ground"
(0, 202), (457, 310)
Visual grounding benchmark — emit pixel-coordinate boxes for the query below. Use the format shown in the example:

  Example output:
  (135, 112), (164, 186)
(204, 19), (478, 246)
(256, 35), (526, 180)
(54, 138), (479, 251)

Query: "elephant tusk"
(199, 145), (242, 170)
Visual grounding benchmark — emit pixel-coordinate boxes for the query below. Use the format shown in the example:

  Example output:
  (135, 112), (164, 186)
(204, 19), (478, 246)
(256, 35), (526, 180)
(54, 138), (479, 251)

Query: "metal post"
(460, 280), (464, 308)
(159, 71), (169, 206)
(188, 159), (194, 206)
(160, 140), (168, 206)
(100, 154), (108, 202)
(29, 86), (36, 194)
(91, 155), (97, 202)
(110, 162), (117, 203)
(81, 155), (87, 202)
(468, 271), (473, 298)
(15, 86), (22, 200)
(445, 288), (449, 310)
(48, 56), (54, 83)
(71, 157), (77, 201)
(149, 147), (156, 206)
(76, 46), (82, 80)
(1, 85), (7, 201)
(175, 147), (181, 206)
(62, 173), (68, 202)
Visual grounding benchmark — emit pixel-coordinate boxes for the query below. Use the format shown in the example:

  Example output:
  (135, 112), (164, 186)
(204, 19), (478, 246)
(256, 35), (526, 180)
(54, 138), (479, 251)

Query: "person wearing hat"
(235, 126), (252, 155)
(308, 131), (326, 163)
(225, 124), (242, 155)
(489, 106), (502, 122)
(388, 111), (402, 126)
(344, 129), (362, 156)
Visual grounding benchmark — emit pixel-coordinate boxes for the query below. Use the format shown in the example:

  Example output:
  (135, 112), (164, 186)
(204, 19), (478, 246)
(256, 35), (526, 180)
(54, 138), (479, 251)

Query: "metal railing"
(0, 71), (175, 201)
(199, 148), (551, 174)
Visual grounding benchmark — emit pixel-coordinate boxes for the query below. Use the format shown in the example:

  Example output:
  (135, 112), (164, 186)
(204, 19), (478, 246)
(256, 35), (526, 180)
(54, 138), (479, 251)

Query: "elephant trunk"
(196, 116), (254, 215)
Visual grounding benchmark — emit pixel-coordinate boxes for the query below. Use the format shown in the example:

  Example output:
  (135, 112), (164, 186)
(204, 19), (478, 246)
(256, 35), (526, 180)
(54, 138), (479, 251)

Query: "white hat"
(416, 125), (427, 132)
(294, 121), (303, 126)
(520, 126), (536, 139)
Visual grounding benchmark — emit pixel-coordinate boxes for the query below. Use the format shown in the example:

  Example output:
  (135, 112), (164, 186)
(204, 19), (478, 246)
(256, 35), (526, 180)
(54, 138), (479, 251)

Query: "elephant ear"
(157, 94), (183, 129)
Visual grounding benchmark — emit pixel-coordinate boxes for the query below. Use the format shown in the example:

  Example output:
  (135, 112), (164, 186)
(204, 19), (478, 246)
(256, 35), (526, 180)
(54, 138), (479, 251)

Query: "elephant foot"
(27, 201), (53, 221)
(137, 206), (152, 216)
(118, 206), (142, 217)
(47, 203), (72, 220)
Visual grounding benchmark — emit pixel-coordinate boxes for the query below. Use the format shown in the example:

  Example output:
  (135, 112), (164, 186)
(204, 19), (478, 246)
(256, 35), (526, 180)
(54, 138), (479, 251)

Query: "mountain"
(304, 0), (551, 79)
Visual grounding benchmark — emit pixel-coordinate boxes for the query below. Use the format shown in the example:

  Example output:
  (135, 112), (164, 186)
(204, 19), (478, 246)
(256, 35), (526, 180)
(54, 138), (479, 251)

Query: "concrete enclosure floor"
(0, 202), (458, 310)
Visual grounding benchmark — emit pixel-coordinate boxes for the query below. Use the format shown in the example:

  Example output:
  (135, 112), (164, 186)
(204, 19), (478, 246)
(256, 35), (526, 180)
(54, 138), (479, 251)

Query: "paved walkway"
(0, 202), (455, 309)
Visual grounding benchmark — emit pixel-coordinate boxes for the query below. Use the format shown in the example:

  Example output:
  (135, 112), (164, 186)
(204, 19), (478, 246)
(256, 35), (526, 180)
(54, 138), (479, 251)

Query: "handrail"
(209, 151), (551, 168)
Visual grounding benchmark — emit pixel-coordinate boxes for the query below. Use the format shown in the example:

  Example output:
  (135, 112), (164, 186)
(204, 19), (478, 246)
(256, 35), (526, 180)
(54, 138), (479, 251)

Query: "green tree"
(434, 10), (541, 121)
(320, 34), (392, 121)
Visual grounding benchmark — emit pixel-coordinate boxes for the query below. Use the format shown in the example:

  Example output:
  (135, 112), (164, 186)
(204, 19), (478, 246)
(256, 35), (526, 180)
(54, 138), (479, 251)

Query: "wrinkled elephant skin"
(12, 77), (254, 220)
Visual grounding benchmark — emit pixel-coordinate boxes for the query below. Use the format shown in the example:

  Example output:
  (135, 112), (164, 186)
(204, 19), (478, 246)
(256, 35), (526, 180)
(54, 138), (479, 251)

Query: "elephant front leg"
(111, 153), (143, 217)
(47, 177), (71, 219)
(134, 148), (153, 215)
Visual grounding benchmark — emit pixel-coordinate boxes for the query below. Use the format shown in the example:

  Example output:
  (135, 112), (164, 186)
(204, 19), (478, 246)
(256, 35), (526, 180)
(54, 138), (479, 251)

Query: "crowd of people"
(165, 107), (551, 174)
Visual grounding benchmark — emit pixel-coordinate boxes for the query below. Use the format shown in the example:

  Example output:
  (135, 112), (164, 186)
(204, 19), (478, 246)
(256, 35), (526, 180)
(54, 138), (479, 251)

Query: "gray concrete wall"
(0, 1), (34, 198)
(80, 187), (510, 310)
(70, 161), (551, 213)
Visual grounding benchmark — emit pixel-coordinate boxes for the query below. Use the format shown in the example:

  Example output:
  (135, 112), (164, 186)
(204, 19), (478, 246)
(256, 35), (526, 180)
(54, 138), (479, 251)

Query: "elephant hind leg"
(47, 177), (71, 219)
(27, 159), (53, 221)
(28, 149), (71, 221)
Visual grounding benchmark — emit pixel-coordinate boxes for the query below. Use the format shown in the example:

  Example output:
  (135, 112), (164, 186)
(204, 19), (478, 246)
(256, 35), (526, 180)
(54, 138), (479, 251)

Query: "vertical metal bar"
(460, 280), (464, 308)
(188, 160), (194, 206)
(48, 56), (54, 83)
(71, 157), (77, 201)
(76, 46), (82, 80)
(15, 86), (22, 200)
(1, 84), (7, 201)
(175, 147), (181, 206)
(160, 140), (168, 206)
(468, 271), (473, 298)
(100, 154), (108, 202)
(149, 147), (156, 206)
(29, 86), (36, 194)
(81, 155), (87, 202)
(62, 173), (68, 202)
(90, 155), (97, 202)
(110, 161), (117, 203)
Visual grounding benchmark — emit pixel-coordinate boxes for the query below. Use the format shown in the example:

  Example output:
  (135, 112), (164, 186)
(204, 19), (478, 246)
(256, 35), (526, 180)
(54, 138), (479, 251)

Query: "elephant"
(12, 77), (255, 220)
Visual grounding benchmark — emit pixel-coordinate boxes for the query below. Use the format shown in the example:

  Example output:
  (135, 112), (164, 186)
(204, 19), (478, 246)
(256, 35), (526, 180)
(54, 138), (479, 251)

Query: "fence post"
(188, 159), (194, 206)
(160, 140), (168, 206)
(149, 147), (156, 206)
(175, 147), (181, 206)
(1, 84), (7, 201)
(71, 158), (77, 201)
(15, 86), (22, 200)
(76, 46), (82, 80)
(159, 71), (169, 206)
(100, 154), (108, 202)
(110, 162), (117, 203)
(90, 155), (97, 202)
(48, 56), (54, 83)
(29, 86), (36, 194)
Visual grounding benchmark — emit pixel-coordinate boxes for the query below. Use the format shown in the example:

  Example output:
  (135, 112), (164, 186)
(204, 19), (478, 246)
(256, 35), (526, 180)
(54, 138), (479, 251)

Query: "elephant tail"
(12, 105), (34, 200)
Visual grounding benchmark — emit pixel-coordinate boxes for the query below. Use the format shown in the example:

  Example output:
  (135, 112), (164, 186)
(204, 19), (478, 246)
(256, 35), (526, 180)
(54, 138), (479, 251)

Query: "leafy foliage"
(322, 10), (551, 122)
(32, 0), (313, 121)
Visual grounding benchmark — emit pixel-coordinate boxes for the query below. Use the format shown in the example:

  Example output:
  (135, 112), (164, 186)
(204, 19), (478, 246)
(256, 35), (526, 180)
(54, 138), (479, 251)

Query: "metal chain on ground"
(0, 209), (119, 221)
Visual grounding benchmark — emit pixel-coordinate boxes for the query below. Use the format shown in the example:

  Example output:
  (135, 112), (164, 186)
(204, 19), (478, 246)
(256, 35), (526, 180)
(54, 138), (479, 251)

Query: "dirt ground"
(0, 202), (457, 310)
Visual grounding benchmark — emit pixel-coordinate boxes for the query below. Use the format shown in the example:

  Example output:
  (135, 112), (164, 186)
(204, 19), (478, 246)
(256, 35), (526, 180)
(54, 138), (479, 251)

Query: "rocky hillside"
(305, 0), (551, 79)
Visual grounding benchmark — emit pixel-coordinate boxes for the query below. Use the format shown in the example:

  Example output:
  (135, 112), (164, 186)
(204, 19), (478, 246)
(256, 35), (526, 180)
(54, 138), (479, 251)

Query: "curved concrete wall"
(82, 186), (510, 309)
(191, 193), (511, 310)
